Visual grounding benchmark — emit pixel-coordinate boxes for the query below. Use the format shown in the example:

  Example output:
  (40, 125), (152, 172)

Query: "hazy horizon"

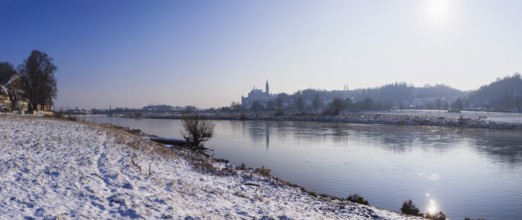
(1, 0), (521, 109)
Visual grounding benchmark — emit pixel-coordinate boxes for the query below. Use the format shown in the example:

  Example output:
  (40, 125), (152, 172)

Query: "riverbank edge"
(60, 115), (424, 219)
(138, 112), (522, 130)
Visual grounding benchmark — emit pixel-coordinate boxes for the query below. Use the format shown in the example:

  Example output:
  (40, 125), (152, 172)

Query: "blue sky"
(1, 0), (521, 109)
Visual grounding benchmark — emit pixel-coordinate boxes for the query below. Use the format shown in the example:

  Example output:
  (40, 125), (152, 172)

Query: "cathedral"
(241, 81), (275, 108)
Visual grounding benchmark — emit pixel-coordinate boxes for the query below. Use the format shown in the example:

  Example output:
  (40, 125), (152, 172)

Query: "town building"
(241, 81), (275, 108)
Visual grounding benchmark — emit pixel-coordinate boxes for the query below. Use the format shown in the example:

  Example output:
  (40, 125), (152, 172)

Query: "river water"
(83, 116), (522, 220)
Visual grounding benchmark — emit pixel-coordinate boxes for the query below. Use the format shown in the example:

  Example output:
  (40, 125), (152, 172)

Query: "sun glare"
(426, 0), (452, 23)
(427, 199), (438, 215)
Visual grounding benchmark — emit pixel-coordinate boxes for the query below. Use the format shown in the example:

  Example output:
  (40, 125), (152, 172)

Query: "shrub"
(53, 111), (63, 118)
(237, 163), (247, 170)
(400, 200), (420, 216)
(347, 194), (369, 205)
(67, 115), (77, 121)
(181, 115), (215, 148)
(255, 166), (271, 177)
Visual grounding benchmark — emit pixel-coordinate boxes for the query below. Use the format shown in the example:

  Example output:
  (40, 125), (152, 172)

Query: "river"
(82, 115), (522, 220)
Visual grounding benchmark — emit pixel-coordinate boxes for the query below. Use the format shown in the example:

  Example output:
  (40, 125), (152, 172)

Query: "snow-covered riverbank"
(0, 115), (421, 219)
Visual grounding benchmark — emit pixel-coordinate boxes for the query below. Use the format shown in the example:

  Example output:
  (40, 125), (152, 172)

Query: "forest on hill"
(468, 74), (522, 112)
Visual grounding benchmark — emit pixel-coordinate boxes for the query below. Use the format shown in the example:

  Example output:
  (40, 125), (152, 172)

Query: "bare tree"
(0, 62), (16, 84)
(181, 115), (215, 148)
(20, 50), (58, 112)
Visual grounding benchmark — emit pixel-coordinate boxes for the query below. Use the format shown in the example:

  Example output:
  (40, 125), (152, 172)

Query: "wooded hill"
(469, 74), (522, 112)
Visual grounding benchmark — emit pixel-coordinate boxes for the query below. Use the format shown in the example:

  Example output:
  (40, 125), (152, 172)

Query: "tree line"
(0, 50), (58, 113)
(226, 83), (466, 114)
(468, 74), (522, 112)
(219, 73), (522, 114)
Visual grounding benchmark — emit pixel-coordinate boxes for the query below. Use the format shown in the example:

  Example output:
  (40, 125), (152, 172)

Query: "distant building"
(0, 94), (7, 111)
(265, 80), (270, 95)
(241, 81), (275, 108)
(0, 93), (28, 112)
(0, 94), (6, 105)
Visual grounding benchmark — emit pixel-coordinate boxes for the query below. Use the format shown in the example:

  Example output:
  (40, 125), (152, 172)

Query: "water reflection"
(426, 199), (438, 216)
(242, 121), (267, 146)
(265, 122), (269, 150)
(238, 120), (522, 165)
(467, 129), (522, 164)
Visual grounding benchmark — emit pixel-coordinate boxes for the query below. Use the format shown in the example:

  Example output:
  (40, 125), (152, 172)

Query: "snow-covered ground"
(0, 115), (420, 219)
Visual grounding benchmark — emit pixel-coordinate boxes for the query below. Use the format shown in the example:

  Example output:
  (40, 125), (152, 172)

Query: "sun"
(426, 0), (452, 23)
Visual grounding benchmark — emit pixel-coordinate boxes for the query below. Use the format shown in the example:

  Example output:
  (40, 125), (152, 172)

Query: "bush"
(181, 115), (215, 148)
(400, 200), (420, 216)
(347, 194), (369, 205)
(254, 166), (271, 177)
(53, 111), (63, 118)
(237, 163), (247, 170)
(67, 115), (77, 121)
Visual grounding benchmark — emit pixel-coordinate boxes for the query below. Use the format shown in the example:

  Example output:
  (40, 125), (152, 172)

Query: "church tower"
(265, 80), (270, 95)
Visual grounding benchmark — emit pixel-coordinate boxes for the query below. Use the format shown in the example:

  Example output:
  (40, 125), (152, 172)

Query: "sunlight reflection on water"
(427, 199), (438, 216)
(420, 172), (440, 181)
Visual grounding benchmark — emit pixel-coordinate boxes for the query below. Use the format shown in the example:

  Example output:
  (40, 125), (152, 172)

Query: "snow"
(0, 115), (420, 219)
